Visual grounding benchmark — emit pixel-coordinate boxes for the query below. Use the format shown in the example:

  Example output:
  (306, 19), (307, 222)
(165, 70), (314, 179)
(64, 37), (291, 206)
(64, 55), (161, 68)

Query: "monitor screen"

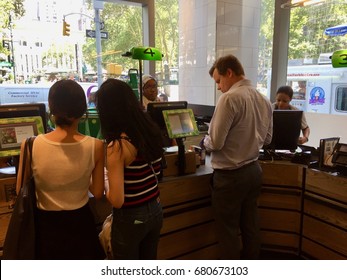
(0, 103), (48, 133)
(187, 103), (215, 124)
(0, 116), (45, 157)
(162, 108), (199, 139)
(0, 103), (47, 158)
(319, 137), (340, 168)
(147, 101), (188, 129)
(267, 110), (303, 151)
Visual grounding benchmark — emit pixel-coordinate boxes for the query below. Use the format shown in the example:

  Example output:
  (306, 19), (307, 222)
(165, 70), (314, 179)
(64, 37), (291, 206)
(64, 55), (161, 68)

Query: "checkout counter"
(90, 140), (347, 260)
(1, 148), (347, 259)
(159, 140), (347, 259)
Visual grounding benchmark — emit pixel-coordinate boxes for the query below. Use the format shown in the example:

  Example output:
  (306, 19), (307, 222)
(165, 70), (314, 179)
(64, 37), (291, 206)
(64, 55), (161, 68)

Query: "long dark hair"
(96, 78), (163, 162)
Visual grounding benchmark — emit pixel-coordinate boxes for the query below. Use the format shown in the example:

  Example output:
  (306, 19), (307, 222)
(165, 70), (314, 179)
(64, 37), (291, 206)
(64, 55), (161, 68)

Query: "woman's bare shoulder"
(107, 138), (137, 165)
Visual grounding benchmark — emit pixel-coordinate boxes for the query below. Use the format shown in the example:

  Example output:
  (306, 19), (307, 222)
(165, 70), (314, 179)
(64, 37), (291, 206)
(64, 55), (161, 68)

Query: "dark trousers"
(35, 203), (105, 260)
(111, 198), (163, 260)
(211, 161), (262, 260)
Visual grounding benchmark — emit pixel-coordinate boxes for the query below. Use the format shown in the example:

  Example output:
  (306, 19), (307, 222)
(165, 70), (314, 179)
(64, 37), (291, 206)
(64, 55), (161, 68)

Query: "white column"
(179, 0), (261, 105)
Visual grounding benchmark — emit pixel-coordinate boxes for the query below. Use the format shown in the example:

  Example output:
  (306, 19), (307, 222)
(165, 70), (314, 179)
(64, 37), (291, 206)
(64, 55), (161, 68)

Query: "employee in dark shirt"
(273, 85), (310, 144)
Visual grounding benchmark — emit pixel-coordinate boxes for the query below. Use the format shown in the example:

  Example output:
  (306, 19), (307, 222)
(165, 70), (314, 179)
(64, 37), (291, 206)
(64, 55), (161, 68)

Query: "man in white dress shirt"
(202, 54), (273, 259)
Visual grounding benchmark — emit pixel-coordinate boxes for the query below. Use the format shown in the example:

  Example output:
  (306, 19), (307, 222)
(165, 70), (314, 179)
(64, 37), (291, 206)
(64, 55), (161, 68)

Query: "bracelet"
(305, 136), (309, 142)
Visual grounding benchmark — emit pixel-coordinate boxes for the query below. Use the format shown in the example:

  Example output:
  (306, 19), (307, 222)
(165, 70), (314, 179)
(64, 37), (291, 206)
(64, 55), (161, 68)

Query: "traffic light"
(63, 20), (70, 36)
(2, 39), (10, 50)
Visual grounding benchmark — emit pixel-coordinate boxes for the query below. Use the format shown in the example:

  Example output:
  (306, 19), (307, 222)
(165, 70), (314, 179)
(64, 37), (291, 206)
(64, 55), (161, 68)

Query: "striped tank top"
(122, 156), (162, 208)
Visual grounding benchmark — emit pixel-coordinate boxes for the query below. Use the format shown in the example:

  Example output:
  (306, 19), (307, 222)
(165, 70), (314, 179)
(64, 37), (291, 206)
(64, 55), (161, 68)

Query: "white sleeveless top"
(32, 134), (96, 211)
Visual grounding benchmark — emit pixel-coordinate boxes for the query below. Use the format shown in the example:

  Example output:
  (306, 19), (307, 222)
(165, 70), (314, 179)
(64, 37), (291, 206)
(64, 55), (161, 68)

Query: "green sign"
(332, 49), (347, 68)
(129, 46), (163, 61)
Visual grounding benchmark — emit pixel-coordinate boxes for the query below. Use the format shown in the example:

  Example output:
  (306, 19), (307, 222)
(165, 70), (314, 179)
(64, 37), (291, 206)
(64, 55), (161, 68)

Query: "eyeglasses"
(144, 84), (158, 90)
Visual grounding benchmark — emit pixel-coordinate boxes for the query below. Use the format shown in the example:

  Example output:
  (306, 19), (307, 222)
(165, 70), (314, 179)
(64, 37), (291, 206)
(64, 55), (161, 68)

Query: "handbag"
(3, 137), (36, 260)
(98, 213), (113, 259)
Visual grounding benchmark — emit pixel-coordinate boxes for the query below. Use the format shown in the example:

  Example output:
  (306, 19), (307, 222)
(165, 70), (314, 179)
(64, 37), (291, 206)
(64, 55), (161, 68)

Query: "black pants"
(35, 203), (105, 260)
(211, 161), (262, 260)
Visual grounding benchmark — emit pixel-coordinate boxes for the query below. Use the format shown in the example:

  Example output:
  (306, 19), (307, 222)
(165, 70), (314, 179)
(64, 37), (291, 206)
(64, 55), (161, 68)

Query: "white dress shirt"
(203, 79), (273, 170)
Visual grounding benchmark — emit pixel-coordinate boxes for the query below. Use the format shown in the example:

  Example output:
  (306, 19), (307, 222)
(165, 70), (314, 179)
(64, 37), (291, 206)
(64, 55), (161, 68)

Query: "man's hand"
(199, 136), (205, 149)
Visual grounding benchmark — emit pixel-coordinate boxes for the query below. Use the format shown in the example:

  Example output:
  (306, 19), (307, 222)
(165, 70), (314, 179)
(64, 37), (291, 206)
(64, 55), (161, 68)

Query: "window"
(335, 86), (347, 112)
(285, 1), (347, 115)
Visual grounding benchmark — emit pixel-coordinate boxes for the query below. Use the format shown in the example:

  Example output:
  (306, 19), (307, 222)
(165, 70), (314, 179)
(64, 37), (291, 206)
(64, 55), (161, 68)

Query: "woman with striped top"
(96, 78), (164, 260)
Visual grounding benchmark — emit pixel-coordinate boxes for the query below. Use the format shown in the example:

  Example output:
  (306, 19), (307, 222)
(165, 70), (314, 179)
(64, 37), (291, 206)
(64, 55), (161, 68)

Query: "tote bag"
(3, 137), (36, 260)
(98, 213), (113, 259)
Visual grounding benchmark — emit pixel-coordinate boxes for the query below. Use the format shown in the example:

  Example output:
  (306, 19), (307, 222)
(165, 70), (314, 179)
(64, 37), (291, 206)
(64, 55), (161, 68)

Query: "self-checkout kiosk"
(146, 102), (199, 176)
(162, 108), (199, 176)
(0, 103), (47, 210)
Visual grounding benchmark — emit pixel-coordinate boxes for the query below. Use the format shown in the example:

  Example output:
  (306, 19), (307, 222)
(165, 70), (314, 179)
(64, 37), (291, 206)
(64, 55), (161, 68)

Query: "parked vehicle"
(0, 82), (98, 109)
(267, 63), (347, 115)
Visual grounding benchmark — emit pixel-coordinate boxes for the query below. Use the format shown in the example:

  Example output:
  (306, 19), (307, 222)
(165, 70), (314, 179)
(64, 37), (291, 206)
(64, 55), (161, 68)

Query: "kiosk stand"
(162, 108), (200, 176)
(176, 138), (186, 176)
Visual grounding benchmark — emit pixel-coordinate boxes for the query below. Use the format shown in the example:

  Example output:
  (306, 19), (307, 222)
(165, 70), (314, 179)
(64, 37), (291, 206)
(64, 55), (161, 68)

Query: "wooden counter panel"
(162, 205), (214, 235)
(158, 221), (217, 260)
(260, 162), (303, 187)
(306, 169), (347, 203)
(304, 195), (347, 230)
(159, 174), (212, 208)
(259, 187), (301, 210)
(301, 238), (346, 260)
(0, 212), (11, 250)
(0, 203), (14, 215)
(303, 216), (347, 256)
(259, 208), (300, 233)
(175, 244), (219, 260)
(260, 231), (299, 250)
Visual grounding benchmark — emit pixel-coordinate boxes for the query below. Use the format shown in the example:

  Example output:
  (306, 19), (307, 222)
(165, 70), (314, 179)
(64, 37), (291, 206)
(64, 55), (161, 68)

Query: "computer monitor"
(267, 110), (303, 151)
(147, 101), (188, 147)
(162, 108), (199, 176)
(187, 103), (215, 124)
(319, 137), (340, 168)
(162, 108), (199, 139)
(0, 103), (47, 158)
(0, 103), (48, 133)
(147, 101), (188, 129)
